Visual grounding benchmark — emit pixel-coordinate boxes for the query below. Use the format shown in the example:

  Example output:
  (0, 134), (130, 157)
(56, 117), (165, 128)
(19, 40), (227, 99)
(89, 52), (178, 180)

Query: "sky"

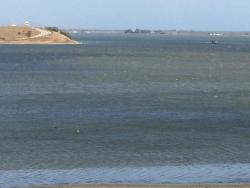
(1, 0), (250, 31)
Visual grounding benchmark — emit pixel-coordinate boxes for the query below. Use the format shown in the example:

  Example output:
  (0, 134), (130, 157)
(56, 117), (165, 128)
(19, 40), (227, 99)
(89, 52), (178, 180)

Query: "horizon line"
(1, 23), (250, 32)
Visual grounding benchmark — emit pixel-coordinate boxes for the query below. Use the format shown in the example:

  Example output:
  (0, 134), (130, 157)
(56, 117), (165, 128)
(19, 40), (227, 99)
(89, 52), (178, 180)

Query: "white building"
(24, 21), (30, 26)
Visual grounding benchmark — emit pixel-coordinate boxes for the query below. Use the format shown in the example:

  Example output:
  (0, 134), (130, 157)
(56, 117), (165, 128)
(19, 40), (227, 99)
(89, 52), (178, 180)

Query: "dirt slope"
(0, 26), (78, 44)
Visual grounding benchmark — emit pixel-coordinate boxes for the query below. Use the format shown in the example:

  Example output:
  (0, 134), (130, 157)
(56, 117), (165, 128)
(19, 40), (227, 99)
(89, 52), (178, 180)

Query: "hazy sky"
(1, 0), (250, 31)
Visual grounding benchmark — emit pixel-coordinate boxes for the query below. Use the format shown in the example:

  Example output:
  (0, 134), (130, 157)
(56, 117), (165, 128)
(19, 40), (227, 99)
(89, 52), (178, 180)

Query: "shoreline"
(2, 164), (250, 188)
(32, 184), (250, 188)
(0, 41), (80, 45)
(0, 39), (79, 45)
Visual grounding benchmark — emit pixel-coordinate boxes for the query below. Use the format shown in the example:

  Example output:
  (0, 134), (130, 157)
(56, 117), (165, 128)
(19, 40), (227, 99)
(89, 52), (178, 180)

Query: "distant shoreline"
(65, 29), (250, 37)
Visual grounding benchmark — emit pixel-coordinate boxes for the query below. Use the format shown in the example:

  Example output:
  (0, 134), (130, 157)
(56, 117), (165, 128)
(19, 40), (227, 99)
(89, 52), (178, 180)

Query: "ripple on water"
(1, 164), (250, 188)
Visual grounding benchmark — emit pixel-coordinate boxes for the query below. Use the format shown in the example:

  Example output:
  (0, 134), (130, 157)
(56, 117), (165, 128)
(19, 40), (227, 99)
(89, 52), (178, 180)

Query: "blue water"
(0, 34), (250, 187)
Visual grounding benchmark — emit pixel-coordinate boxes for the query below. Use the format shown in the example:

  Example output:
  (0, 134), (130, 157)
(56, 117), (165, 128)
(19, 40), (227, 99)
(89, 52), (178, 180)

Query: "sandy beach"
(32, 184), (250, 188)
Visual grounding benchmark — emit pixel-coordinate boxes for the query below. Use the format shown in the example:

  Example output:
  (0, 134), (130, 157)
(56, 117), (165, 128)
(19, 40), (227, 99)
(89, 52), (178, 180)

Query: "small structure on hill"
(24, 21), (30, 27)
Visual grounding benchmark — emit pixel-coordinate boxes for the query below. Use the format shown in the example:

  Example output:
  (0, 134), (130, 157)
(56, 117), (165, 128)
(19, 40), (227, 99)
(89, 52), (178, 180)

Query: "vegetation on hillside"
(45, 27), (72, 39)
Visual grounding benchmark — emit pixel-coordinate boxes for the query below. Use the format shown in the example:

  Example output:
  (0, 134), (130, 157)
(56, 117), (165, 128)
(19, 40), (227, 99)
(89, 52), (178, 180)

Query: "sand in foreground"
(32, 184), (250, 188)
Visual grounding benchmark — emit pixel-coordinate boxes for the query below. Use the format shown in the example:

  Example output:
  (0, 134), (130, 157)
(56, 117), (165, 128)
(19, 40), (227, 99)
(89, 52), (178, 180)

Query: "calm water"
(0, 34), (250, 187)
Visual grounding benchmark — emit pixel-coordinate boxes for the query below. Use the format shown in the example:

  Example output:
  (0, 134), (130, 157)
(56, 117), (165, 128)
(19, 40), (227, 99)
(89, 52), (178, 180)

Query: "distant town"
(2, 22), (250, 37)
(65, 28), (250, 37)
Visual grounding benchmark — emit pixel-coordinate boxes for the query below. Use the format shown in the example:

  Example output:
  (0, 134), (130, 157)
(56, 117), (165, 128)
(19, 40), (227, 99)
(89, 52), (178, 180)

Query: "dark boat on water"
(211, 40), (218, 44)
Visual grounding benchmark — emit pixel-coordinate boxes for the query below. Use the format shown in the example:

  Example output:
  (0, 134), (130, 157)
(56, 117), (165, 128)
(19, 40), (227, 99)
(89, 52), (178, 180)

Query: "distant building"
(9, 24), (17, 27)
(124, 28), (151, 34)
(210, 33), (223, 36)
(24, 21), (30, 26)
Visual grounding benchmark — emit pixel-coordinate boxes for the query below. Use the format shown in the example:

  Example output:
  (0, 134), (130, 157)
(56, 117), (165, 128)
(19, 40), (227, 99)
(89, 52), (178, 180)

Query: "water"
(0, 34), (250, 187)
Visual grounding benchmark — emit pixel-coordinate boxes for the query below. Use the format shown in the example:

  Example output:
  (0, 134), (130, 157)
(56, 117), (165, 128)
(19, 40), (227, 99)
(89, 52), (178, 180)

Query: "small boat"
(211, 40), (218, 44)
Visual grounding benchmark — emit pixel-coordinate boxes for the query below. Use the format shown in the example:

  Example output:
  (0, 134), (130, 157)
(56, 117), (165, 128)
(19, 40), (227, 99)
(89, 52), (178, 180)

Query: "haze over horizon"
(1, 0), (250, 31)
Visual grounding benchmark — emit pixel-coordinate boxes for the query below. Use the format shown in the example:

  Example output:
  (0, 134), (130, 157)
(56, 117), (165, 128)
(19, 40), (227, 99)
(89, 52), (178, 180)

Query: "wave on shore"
(1, 164), (250, 188)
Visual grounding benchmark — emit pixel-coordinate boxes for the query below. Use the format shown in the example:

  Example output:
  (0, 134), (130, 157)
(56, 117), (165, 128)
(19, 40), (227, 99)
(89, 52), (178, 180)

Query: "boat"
(211, 40), (218, 44)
